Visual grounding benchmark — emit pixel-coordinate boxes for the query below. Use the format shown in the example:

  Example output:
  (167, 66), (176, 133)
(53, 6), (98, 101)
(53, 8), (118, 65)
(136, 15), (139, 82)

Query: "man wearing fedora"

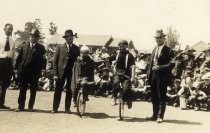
(15, 29), (46, 111)
(0, 23), (15, 109)
(146, 30), (173, 123)
(52, 29), (80, 113)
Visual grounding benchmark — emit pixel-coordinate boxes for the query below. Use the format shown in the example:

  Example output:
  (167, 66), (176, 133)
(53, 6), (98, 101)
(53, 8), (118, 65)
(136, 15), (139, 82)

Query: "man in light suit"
(0, 23), (15, 109)
(52, 29), (80, 114)
(15, 29), (46, 111)
(146, 30), (173, 123)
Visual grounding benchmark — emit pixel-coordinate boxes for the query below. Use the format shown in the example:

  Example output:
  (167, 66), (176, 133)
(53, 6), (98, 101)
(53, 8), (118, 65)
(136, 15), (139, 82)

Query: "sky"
(0, 0), (210, 51)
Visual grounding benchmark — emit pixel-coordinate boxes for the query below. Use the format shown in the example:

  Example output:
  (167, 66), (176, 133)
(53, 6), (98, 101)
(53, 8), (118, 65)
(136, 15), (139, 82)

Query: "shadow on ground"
(83, 112), (116, 119)
(164, 119), (202, 125)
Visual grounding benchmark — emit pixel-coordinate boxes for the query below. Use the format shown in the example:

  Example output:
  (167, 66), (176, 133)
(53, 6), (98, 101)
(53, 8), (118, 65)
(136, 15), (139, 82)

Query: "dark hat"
(174, 79), (181, 84)
(115, 69), (125, 75)
(63, 29), (76, 38)
(29, 29), (40, 37)
(154, 29), (166, 38)
(118, 40), (128, 46)
(102, 67), (110, 71)
(187, 48), (196, 52)
(203, 48), (210, 52)
(139, 53), (151, 59)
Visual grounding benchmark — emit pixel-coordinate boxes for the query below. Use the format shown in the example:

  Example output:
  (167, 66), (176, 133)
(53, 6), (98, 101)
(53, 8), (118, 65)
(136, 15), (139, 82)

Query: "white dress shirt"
(0, 34), (15, 66)
(153, 44), (164, 64)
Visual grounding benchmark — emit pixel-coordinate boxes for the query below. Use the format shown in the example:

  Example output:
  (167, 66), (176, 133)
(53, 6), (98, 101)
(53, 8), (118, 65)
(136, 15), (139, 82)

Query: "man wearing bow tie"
(146, 30), (173, 123)
(15, 29), (46, 112)
(0, 23), (15, 109)
(51, 29), (80, 114)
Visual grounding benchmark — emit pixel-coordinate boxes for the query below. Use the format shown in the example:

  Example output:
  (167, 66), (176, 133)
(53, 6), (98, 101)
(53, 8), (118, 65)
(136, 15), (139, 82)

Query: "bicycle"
(76, 79), (94, 117)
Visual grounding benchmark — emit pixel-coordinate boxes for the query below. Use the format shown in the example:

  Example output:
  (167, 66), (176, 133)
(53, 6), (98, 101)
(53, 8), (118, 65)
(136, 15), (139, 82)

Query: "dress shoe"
(28, 108), (34, 112)
(157, 118), (163, 123)
(51, 110), (57, 114)
(65, 110), (71, 114)
(15, 108), (24, 112)
(0, 105), (10, 109)
(127, 101), (132, 109)
(84, 96), (89, 101)
(146, 116), (157, 121)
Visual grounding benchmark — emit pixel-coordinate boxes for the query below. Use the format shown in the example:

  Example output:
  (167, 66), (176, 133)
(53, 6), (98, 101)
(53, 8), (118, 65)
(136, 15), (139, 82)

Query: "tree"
(49, 22), (58, 35)
(14, 18), (45, 43)
(165, 27), (180, 50)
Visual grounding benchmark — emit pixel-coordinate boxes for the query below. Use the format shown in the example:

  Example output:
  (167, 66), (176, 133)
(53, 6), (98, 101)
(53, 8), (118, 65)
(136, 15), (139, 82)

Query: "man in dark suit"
(52, 29), (80, 114)
(146, 30), (173, 123)
(15, 29), (46, 111)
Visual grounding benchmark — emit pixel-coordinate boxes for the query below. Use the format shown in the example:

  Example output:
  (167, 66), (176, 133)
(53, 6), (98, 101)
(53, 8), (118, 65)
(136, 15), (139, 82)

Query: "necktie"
(155, 47), (159, 59)
(68, 44), (71, 52)
(153, 47), (159, 66)
(5, 37), (10, 51)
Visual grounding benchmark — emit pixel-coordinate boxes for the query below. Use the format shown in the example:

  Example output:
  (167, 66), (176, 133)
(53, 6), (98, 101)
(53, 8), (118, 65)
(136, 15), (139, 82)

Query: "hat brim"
(154, 35), (166, 38)
(63, 35), (76, 38)
(29, 33), (40, 37)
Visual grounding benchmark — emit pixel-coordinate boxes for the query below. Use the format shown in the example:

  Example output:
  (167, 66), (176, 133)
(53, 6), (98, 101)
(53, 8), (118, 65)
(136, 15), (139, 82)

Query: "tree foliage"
(165, 27), (180, 50)
(14, 18), (45, 42)
(49, 22), (58, 35)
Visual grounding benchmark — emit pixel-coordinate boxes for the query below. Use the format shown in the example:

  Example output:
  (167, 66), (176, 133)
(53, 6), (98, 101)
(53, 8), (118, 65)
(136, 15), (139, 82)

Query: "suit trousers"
(112, 75), (132, 101)
(151, 73), (167, 119)
(18, 68), (39, 109)
(53, 69), (72, 111)
(0, 58), (12, 106)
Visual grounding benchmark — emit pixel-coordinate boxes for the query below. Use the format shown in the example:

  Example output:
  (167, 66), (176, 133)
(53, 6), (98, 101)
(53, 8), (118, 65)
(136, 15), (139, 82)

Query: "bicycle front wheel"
(76, 91), (86, 117)
(119, 99), (124, 120)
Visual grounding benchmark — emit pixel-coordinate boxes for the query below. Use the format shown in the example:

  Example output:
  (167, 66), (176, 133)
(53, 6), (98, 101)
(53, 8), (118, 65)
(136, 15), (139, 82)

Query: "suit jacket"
(53, 43), (80, 79)
(71, 56), (95, 90)
(15, 41), (46, 81)
(147, 45), (173, 86)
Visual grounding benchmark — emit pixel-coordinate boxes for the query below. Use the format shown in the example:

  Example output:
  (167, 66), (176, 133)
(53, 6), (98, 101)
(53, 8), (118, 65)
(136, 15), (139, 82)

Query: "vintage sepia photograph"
(0, 0), (210, 133)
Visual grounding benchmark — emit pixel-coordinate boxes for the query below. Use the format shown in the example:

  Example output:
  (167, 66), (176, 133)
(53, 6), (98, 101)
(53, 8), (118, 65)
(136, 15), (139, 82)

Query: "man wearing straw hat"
(146, 29), (173, 123)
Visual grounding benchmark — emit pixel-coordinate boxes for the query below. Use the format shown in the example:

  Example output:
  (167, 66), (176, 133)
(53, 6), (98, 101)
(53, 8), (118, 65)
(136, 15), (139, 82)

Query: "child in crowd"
(178, 77), (195, 110)
(166, 79), (181, 107)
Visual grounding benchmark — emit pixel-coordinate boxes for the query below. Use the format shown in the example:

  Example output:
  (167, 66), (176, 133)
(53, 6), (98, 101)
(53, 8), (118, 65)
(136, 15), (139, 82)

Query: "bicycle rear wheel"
(76, 91), (86, 117)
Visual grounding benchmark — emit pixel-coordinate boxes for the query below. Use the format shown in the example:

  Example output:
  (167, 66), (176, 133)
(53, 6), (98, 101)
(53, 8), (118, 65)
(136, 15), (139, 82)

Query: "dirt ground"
(0, 90), (209, 133)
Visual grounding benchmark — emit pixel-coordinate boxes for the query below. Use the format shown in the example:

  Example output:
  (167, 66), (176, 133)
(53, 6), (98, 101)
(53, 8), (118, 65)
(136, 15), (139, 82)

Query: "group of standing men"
(0, 23), (173, 123)
(0, 25), (81, 114)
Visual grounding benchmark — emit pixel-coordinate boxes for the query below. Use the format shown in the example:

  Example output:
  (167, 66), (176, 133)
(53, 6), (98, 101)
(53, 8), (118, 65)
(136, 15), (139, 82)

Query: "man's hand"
(53, 76), (58, 81)
(152, 65), (160, 71)
(131, 77), (135, 83)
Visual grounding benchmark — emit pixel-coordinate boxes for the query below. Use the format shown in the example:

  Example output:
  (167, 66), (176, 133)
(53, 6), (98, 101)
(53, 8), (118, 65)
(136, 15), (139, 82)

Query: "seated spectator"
(193, 82), (208, 111)
(132, 74), (151, 101)
(166, 79), (181, 107)
(94, 67), (112, 97)
(100, 47), (110, 59)
(38, 76), (50, 91)
(178, 77), (195, 110)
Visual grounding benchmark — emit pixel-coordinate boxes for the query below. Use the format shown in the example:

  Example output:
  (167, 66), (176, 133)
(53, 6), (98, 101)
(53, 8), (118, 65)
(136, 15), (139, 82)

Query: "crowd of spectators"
(9, 44), (210, 111)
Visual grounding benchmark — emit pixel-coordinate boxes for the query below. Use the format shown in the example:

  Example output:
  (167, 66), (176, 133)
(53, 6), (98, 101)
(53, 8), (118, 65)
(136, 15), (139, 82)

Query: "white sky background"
(0, 0), (210, 51)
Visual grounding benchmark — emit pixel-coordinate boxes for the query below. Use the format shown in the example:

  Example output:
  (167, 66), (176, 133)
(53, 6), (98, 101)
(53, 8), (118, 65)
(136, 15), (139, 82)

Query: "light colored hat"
(101, 47), (107, 51)
(80, 45), (89, 52)
(154, 29), (166, 38)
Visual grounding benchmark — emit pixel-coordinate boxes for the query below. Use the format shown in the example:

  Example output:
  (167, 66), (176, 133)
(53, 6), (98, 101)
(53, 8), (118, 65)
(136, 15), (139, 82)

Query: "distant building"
(46, 34), (135, 54)
(190, 41), (209, 52)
